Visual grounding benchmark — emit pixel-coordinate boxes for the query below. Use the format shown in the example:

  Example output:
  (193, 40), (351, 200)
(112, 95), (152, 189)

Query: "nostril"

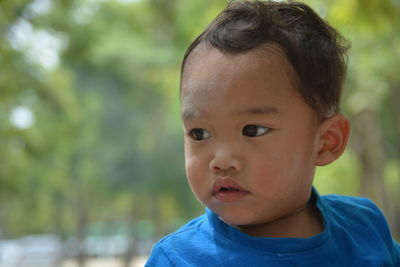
(209, 152), (243, 172)
(210, 164), (239, 173)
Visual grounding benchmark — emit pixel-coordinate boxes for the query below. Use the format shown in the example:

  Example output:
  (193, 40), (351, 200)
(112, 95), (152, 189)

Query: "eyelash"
(188, 125), (271, 141)
(242, 125), (270, 137)
(188, 128), (211, 141)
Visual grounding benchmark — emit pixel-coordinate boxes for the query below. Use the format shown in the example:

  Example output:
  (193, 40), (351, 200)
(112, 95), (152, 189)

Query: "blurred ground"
(63, 256), (147, 267)
(0, 256), (147, 267)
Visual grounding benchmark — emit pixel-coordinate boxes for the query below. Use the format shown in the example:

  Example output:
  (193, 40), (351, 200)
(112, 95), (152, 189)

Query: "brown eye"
(188, 128), (211, 141)
(242, 125), (270, 137)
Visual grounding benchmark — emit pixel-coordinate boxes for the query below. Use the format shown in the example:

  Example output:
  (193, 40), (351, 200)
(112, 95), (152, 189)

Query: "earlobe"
(315, 113), (351, 166)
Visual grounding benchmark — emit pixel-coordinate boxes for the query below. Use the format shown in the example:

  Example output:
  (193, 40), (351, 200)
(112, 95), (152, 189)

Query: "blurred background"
(0, 0), (399, 266)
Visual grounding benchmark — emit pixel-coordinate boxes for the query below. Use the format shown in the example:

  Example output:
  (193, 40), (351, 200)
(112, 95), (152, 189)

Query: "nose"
(209, 147), (243, 173)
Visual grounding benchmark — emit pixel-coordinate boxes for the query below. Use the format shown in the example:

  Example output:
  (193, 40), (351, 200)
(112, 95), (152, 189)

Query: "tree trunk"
(0, 204), (4, 243)
(75, 192), (89, 267)
(387, 79), (400, 238)
(351, 108), (393, 223)
(122, 200), (140, 267)
(52, 191), (67, 265)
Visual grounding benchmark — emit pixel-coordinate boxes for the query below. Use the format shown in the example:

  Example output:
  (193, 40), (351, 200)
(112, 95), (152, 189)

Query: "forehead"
(181, 45), (303, 117)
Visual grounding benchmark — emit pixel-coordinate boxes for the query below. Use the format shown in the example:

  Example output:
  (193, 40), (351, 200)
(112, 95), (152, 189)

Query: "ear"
(315, 113), (351, 166)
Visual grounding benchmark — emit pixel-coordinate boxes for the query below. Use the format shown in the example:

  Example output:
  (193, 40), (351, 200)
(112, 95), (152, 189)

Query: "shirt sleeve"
(145, 243), (174, 267)
(393, 239), (400, 265)
(366, 199), (400, 265)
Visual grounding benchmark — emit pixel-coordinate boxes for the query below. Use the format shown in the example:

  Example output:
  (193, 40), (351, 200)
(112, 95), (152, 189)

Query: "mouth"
(212, 178), (249, 203)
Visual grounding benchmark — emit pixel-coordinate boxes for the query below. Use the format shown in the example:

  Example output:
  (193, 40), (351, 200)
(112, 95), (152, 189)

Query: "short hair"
(181, 0), (350, 118)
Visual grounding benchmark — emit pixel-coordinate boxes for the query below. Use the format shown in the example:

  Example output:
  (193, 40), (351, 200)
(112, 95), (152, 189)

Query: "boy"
(146, 1), (400, 266)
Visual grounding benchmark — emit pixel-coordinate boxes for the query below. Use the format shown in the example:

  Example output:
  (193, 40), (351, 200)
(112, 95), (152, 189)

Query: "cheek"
(185, 156), (198, 180)
(185, 155), (211, 205)
(184, 140), (210, 174)
(185, 141), (201, 175)
(185, 148), (208, 191)
(250, 137), (315, 185)
(278, 143), (317, 192)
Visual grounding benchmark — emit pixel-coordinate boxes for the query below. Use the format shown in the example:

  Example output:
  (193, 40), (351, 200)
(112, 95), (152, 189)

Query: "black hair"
(181, 0), (350, 118)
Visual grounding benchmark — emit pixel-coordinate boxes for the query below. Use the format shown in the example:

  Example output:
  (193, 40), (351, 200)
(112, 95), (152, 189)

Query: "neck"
(236, 201), (323, 238)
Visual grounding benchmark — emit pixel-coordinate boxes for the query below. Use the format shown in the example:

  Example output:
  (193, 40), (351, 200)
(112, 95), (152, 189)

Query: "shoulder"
(146, 213), (212, 266)
(322, 194), (380, 213)
(320, 194), (400, 264)
(156, 213), (209, 246)
(319, 194), (390, 233)
(320, 194), (386, 223)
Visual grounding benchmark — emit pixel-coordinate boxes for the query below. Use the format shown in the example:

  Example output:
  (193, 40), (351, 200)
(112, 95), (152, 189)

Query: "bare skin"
(181, 44), (349, 238)
(237, 199), (323, 238)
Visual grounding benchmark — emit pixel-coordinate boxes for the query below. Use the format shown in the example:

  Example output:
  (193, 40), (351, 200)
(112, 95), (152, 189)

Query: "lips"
(212, 178), (249, 203)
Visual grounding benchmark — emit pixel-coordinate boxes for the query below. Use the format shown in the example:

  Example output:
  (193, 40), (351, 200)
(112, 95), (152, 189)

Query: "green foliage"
(314, 151), (361, 196)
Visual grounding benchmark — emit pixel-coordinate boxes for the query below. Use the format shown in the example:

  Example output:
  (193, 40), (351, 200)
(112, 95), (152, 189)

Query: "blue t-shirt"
(146, 190), (400, 266)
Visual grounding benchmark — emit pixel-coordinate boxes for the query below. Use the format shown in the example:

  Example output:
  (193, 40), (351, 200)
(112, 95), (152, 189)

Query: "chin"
(212, 207), (261, 227)
(223, 218), (254, 228)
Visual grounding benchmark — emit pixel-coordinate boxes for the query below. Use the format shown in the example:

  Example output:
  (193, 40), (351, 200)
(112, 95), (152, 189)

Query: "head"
(180, 1), (350, 232)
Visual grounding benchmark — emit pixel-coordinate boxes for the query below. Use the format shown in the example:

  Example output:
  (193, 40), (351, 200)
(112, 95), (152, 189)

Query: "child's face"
(181, 45), (323, 228)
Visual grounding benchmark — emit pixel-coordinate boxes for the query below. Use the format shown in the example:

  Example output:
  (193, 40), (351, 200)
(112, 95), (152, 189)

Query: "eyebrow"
(234, 106), (279, 116)
(181, 105), (279, 120)
(181, 109), (200, 120)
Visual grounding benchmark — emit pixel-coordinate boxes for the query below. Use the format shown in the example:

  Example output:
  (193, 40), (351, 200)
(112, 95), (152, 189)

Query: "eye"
(188, 128), (211, 141)
(242, 125), (270, 137)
